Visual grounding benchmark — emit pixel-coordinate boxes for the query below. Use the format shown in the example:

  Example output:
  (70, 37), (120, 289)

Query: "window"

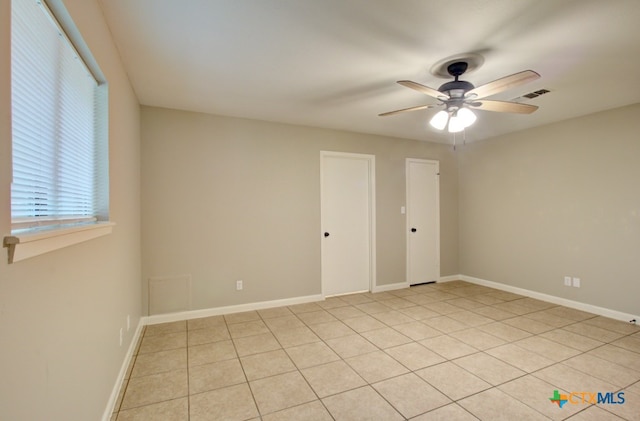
(4, 0), (111, 263)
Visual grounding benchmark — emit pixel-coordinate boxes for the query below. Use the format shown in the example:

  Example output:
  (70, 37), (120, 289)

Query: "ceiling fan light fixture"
(457, 107), (477, 128)
(448, 113), (465, 133)
(429, 110), (449, 130)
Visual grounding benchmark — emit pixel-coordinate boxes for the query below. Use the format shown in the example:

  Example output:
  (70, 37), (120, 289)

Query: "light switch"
(401, 206), (406, 214)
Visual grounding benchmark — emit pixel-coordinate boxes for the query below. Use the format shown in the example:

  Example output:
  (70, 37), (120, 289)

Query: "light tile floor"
(112, 281), (640, 420)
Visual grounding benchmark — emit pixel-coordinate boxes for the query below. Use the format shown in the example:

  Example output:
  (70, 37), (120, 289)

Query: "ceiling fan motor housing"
(438, 80), (474, 98)
(438, 61), (475, 98)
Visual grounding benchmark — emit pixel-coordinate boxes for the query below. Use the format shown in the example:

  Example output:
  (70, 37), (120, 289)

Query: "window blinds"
(11, 0), (100, 227)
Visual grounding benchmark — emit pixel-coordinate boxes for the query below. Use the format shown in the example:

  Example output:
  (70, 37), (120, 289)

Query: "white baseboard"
(372, 282), (408, 293)
(438, 275), (461, 283)
(144, 294), (324, 325)
(102, 318), (145, 421)
(460, 275), (639, 324)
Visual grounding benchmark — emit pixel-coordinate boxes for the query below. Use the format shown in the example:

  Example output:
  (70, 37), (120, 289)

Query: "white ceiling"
(98, 0), (640, 143)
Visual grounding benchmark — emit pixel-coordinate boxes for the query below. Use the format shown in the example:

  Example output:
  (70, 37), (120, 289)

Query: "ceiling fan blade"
(470, 100), (539, 114)
(378, 104), (437, 117)
(397, 80), (448, 100)
(465, 70), (540, 100)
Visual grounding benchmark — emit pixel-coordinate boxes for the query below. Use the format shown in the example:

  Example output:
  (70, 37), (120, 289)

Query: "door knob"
(324, 232), (330, 237)
(411, 228), (417, 232)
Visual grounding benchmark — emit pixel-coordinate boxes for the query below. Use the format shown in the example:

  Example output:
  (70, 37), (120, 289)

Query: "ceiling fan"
(379, 60), (540, 133)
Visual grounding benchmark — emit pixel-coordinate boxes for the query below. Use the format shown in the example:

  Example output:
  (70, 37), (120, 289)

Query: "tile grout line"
(226, 316), (263, 420)
(185, 323), (190, 421)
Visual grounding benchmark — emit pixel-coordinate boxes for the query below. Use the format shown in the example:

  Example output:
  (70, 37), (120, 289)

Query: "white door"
(321, 152), (375, 296)
(406, 159), (440, 285)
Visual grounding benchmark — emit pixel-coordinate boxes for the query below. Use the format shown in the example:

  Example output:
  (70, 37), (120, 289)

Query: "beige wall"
(141, 106), (458, 314)
(0, 1), (141, 420)
(459, 104), (640, 315)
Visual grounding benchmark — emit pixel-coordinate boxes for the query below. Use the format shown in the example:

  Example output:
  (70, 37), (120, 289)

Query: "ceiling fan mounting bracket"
(447, 61), (468, 78)
(430, 53), (485, 79)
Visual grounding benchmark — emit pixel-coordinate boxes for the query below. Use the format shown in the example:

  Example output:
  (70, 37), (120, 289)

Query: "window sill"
(3, 222), (115, 264)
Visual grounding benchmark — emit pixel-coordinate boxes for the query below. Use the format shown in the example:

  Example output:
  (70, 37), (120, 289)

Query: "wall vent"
(522, 89), (550, 99)
(149, 274), (192, 315)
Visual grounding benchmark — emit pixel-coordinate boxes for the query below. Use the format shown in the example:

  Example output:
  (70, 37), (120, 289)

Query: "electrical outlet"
(236, 280), (243, 291)
(127, 315), (131, 331)
(564, 276), (572, 286)
(119, 328), (123, 346)
(572, 277), (581, 288)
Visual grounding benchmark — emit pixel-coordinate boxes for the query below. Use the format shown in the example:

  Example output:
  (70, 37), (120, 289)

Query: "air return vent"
(149, 274), (191, 315)
(522, 89), (550, 99)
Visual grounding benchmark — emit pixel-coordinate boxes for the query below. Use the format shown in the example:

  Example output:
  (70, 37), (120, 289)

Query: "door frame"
(405, 158), (440, 286)
(320, 151), (376, 297)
